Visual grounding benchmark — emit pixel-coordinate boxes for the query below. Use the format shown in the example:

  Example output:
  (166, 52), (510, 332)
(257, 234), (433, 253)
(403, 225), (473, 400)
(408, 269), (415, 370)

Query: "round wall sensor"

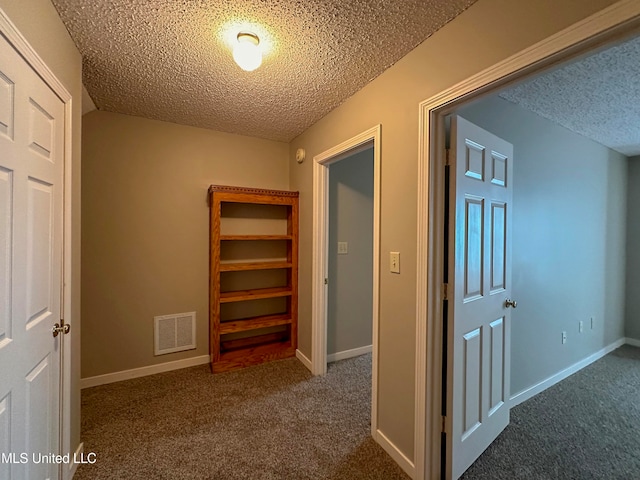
(295, 148), (306, 164)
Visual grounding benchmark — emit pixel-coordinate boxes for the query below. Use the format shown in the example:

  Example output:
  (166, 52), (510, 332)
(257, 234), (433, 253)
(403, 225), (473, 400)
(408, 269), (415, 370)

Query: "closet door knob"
(505, 299), (517, 309)
(52, 322), (71, 337)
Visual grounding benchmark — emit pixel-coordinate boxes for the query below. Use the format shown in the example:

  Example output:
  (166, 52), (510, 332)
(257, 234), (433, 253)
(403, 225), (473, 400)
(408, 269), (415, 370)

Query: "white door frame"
(0, 7), (75, 480)
(414, 2), (640, 479)
(311, 125), (381, 429)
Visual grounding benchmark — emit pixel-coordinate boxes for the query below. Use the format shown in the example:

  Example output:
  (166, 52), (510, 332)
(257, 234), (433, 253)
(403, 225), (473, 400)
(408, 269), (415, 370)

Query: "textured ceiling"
(52, 0), (477, 142)
(500, 35), (640, 157)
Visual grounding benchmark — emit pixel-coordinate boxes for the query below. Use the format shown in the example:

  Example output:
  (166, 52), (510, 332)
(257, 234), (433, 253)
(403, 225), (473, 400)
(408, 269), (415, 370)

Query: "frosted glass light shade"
(233, 32), (262, 71)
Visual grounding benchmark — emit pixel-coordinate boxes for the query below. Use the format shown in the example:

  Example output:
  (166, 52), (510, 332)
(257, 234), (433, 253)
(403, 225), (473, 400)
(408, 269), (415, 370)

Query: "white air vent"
(154, 311), (196, 356)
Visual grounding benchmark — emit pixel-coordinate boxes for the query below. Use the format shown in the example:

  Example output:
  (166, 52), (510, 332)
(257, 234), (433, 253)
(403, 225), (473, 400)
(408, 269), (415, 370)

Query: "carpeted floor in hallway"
(75, 354), (410, 480)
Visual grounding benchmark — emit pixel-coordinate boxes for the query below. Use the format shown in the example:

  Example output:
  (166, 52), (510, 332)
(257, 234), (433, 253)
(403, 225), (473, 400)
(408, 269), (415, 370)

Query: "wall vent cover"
(154, 311), (196, 356)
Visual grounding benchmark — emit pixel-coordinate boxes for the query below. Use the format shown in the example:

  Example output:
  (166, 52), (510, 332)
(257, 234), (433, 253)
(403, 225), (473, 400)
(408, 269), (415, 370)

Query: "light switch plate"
(337, 242), (348, 254)
(390, 252), (400, 273)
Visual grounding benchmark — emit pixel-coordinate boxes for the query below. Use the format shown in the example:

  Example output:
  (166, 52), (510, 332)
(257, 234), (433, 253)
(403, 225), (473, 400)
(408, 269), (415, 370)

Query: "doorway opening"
(415, 4), (640, 479)
(311, 125), (381, 438)
(327, 147), (374, 363)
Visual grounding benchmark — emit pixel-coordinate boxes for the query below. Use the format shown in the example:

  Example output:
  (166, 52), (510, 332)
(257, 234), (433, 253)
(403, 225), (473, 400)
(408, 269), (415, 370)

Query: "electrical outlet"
(579, 321), (584, 333)
(390, 252), (400, 274)
(337, 242), (348, 254)
(562, 331), (567, 344)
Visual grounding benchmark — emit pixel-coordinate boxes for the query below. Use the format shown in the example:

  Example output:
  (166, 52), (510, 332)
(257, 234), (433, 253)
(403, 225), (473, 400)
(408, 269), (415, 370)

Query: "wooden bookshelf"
(219, 234), (293, 241)
(209, 185), (299, 373)
(219, 286), (293, 303)
(219, 261), (293, 272)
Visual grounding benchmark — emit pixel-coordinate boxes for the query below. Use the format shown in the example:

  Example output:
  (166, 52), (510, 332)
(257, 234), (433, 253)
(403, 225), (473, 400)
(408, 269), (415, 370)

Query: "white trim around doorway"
(0, 6), (76, 480)
(414, 2), (640, 479)
(311, 125), (381, 435)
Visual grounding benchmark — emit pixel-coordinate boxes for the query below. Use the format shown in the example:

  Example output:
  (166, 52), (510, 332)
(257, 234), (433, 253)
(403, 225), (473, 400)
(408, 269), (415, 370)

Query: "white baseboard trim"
(375, 429), (416, 479)
(327, 345), (372, 363)
(626, 337), (640, 347)
(510, 337), (626, 407)
(67, 442), (83, 479)
(295, 349), (313, 372)
(81, 355), (211, 389)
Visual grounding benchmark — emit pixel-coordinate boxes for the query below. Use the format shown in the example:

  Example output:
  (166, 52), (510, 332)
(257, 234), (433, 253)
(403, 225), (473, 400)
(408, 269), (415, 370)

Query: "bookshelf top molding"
(209, 185), (299, 198)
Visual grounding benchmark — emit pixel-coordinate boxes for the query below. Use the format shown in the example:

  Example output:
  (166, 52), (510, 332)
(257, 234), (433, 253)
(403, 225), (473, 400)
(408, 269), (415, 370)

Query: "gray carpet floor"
(462, 345), (640, 479)
(77, 346), (640, 480)
(75, 354), (410, 480)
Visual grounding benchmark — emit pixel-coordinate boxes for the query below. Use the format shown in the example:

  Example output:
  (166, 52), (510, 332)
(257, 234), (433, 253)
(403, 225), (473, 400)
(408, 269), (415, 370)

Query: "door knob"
(505, 299), (517, 309)
(52, 322), (71, 337)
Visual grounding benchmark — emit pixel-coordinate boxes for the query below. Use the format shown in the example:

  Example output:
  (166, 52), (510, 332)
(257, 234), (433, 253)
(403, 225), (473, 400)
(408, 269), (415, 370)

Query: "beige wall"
(81, 111), (289, 378)
(289, 0), (619, 462)
(0, 0), (83, 457)
(2, 0), (624, 472)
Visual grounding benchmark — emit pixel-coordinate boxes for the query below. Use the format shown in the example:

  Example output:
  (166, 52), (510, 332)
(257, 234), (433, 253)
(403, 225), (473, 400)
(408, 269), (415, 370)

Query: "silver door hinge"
(445, 149), (450, 166)
(442, 283), (448, 300)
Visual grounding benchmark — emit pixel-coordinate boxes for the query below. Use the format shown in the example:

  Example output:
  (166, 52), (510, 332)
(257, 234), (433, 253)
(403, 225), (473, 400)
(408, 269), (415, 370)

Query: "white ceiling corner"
(52, 0), (477, 142)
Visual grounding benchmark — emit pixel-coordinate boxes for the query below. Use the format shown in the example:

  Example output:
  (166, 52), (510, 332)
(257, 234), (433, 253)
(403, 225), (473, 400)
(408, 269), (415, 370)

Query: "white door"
(447, 116), (514, 479)
(0, 32), (65, 480)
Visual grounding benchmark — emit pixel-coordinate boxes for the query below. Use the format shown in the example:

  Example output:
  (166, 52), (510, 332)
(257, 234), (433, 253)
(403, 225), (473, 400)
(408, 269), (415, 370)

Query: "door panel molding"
(0, 7), (74, 480)
(415, 2), (640, 479)
(449, 115), (513, 479)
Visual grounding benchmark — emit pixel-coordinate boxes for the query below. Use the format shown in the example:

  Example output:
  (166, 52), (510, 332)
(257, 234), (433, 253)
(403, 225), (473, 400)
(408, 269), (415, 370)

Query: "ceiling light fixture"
(233, 32), (262, 72)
